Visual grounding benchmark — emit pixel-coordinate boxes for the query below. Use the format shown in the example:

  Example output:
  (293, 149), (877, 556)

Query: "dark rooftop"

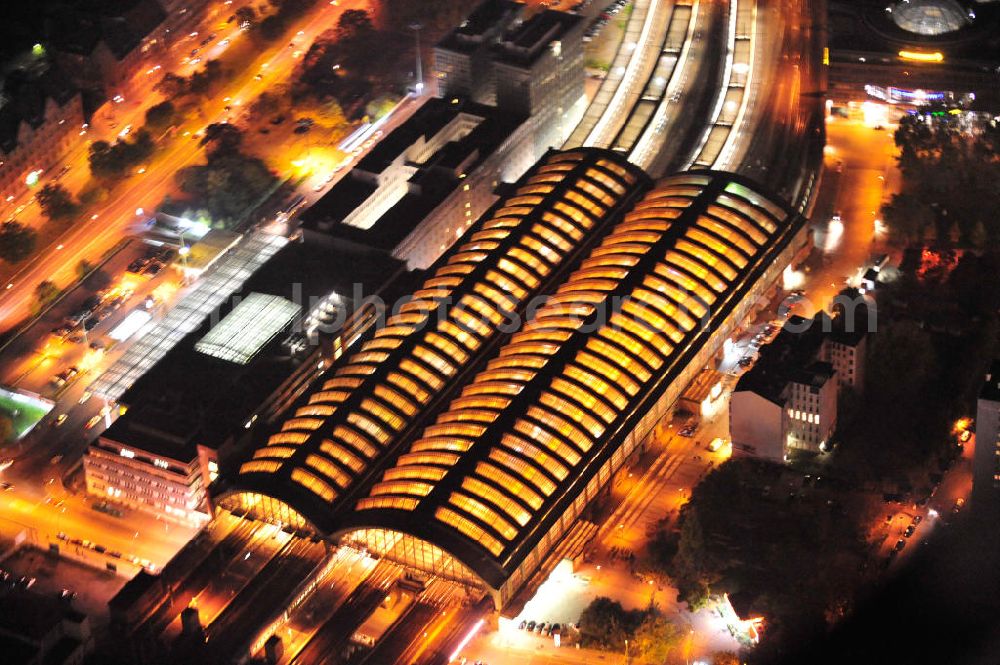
(980, 359), (1000, 403)
(300, 97), (525, 252)
(828, 0), (1000, 59)
(0, 61), (78, 153)
(494, 10), (583, 68)
(437, 0), (524, 55)
(735, 315), (830, 404)
(104, 239), (407, 459)
(0, 586), (84, 644)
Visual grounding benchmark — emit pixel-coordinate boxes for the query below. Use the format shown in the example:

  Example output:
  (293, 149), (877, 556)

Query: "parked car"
(893, 538), (905, 552)
(903, 525), (915, 538)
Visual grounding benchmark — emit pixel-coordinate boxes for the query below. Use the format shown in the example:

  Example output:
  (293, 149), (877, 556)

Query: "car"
(679, 425), (695, 437)
(258, 127), (270, 134)
(738, 356), (754, 367)
(293, 125), (310, 134)
(912, 514), (923, 524)
(952, 498), (965, 513)
(893, 538), (906, 552)
(551, 623), (562, 635)
(518, 619), (527, 630)
(254, 73), (264, 81)
(270, 115), (286, 125)
(59, 589), (78, 601)
(526, 620), (536, 631)
(54, 414), (68, 427)
(50, 455), (63, 465)
(79, 390), (93, 404)
(50, 325), (73, 338)
(536, 621), (546, 633)
(903, 525), (915, 538)
(85, 415), (102, 430)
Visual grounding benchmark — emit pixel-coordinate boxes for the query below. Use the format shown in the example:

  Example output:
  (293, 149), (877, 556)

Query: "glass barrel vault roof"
(226, 149), (647, 528)
(345, 171), (802, 587)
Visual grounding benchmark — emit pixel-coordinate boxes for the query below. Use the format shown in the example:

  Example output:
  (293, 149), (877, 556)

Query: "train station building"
(217, 148), (809, 612)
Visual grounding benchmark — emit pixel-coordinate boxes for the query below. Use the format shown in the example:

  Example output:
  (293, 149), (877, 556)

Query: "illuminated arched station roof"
(342, 171), (804, 588)
(224, 149), (647, 529)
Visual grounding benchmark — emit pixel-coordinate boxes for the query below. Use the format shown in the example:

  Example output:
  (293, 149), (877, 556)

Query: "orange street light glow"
(898, 50), (943, 63)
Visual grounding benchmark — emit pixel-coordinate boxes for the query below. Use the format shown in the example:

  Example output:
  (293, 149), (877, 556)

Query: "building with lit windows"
(219, 158), (808, 612)
(0, 60), (85, 206)
(304, 3), (589, 273)
(492, 9), (586, 159)
(84, 239), (407, 524)
(300, 96), (537, 270)
(434, 0), (524, 105)
(826, 0), (1000, 109)
(221, 148), (649, 529)
(973, 360), (1000, 518)
(730, 313), (863, 461)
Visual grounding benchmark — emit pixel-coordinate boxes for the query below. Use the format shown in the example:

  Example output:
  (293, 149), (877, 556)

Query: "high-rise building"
(220, 161), (809, 611)
(434, 0), (523, 104)
(974, 361), (1000, 517)
(492, 10), (586, 155)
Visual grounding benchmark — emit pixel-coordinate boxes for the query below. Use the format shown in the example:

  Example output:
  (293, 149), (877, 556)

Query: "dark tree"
(336, 9), (375, 42)
(0, 220), (37, 262)
(145, 100), (176, 130)
(200, 122), (244, 157)
(34, 280), (59, 311)
(154, 72), (186, 97)
(37, 183), (78, 220)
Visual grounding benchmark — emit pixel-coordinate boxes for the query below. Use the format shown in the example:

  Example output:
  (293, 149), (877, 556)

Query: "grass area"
(0, 387), (53, 442)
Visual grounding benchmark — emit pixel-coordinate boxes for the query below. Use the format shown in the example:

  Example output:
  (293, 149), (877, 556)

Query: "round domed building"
(888, 0), (974, 37)
(826, 0), (1000, 109)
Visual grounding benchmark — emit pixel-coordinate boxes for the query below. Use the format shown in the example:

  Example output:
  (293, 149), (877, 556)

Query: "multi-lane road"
(2, 1), (836, 662)
(0, 0), (376, 330)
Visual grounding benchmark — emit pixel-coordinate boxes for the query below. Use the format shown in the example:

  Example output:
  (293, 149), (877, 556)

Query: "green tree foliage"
(33, 280), (59, 312)
(75, 259), (95, 281)
(632, 614), (682, 663)
(200, 122), (244, 157)
(36, 183), (78, 220)
(668, 460), (869, 655)
(235, 5), (256, 28)
(0, 220), (37, 262)
(713, 652), (740, 665)
(577, 597), (644, 651)
(88, 130), (155, 180)
(0, 413), (13, 443)
(882, 192), (931, 245)
(887, 110), (1000, 247)
(336, 9), (374, 42)
(145, 100), (176, 130)
(177, 153), (276, 226)
(256, 0), (317, 41)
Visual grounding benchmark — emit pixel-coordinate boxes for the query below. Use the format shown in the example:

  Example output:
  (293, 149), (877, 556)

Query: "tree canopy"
(0, 220), (37, 263)
(37, 183), (78, 220)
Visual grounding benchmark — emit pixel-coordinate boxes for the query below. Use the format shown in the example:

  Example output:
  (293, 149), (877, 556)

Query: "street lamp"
(409, 23), (424, 95)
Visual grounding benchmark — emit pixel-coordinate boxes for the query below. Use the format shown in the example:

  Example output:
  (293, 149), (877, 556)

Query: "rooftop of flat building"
(980, 359), (1000, 402)
(437, 0), (524, 54)
(102, 239), (407, 459)
(300, 97), (525, 252)
(493, 9), (583, 68)
(735, 315), (830, 404)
